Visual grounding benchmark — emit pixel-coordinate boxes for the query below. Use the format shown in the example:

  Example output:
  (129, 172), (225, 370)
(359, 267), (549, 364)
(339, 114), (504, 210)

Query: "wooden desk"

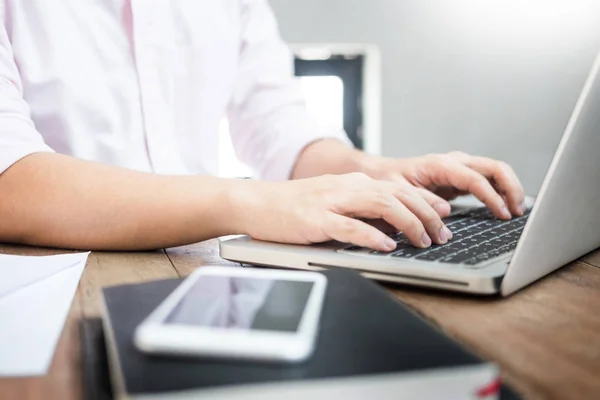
(1, 242), (600, 400)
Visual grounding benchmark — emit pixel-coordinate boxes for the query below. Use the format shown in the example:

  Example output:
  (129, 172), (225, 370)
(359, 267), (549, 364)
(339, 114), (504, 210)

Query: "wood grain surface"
(581, 248), (600, 269)
(1, 242), (599, 400)
(391, 261), (600, 400)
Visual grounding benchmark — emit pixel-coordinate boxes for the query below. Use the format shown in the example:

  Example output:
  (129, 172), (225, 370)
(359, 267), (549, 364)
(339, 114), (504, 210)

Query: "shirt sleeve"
(226, 0), (353, 181)
(0, 19), (54, 176)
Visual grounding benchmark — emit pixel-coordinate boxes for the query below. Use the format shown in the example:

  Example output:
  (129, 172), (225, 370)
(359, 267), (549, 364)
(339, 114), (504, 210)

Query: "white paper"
(0, 252), (89, 376)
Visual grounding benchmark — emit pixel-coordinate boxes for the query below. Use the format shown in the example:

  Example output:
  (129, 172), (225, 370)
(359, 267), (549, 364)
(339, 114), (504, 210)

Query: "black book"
(98, 268), (504, 399)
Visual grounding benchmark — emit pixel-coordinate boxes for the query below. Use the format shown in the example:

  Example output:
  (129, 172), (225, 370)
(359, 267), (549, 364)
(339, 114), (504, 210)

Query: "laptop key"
(462, 237), (483, 246)
(441, 215), (469, 225)
(498, 236), (515, 245)
(468, 208), (494, 218)
(501, 234), (520, 244)
(478, 240), (496, 248)
(454, 240), (473, 247)
(431, 244), (462, 257)
(496, 245), (515, 255)
(415, 252), (445, 261)
(514, 218), (527, 227)
(486, 247), (511, 258)
(470, 223), (496, 233)
(480, 219), (505, 227)
(507, 228), (524, 237)
(477, 231), (498, 241)
(506, 241), (519, 251)
(390, 233), (408, 242)
(489, 238), (508, 247)
(471, 252), (494, 263)
(463, 258), (481, 265)
(392, 247), (430, 258)
(497, 226), (516, 234)
(370, 250), (393, 255)
(448, 219), (483, 231)
(439, 250), (481, 264)
(344, 208), (530, 263)
(451, 231), (469, 241)
(370, 241), (415, 255)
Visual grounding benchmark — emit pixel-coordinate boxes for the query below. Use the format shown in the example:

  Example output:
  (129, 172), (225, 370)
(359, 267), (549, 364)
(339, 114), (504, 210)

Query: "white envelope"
(0, 252), (89, 376)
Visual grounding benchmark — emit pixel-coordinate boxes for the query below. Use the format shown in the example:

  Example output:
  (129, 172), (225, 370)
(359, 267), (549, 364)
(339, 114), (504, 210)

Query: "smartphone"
(134, 266), (327, 363)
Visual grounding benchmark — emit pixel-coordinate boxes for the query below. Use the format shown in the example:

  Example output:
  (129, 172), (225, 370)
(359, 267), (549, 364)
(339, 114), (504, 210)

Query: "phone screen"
(164, 275), (315, 333)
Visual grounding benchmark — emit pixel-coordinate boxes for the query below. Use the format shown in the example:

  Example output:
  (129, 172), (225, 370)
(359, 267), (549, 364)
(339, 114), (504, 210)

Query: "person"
(0, 1), (524, 253)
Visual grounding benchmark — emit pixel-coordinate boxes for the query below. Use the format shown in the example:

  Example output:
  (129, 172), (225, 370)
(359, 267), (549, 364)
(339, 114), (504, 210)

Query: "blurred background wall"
(269, 0), (600, 194)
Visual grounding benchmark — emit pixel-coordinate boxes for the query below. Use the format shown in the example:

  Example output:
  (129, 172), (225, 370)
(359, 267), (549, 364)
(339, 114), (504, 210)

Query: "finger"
(439, 162), (512, 219)
(323, 213), (397, 252)
(389, 184), (452, 244)
(465, 156), (525, 216)
(333, 192), (431, 248)
(413, 187), (452, 217)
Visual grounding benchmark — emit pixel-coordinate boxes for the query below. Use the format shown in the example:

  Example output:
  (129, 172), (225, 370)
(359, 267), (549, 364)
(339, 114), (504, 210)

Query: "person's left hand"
(362, 151), (525, 220)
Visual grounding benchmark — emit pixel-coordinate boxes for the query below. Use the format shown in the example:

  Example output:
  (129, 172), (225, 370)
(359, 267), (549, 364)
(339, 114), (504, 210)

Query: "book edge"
(100, 289), (131, 400)
(131, 363), (499, 400)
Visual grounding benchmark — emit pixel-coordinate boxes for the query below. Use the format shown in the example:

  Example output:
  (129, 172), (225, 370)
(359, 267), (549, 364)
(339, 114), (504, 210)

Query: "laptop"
(220, 50), (600, 296)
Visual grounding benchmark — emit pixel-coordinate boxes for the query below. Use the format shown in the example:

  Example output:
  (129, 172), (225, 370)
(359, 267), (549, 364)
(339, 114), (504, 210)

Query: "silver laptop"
(220, 51), (600, 296)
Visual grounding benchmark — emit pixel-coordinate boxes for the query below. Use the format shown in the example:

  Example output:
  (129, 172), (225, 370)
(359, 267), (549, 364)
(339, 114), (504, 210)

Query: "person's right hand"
(231, 173), (454, 252)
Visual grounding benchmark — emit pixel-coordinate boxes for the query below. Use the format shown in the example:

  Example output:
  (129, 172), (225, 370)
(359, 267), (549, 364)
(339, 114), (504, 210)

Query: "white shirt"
(0, 0), (349, 180)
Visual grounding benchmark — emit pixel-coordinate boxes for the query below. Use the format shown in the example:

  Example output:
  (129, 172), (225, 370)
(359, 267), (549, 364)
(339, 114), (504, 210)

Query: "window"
(300, 75), (345, 132)
(294, 55), (364, 149)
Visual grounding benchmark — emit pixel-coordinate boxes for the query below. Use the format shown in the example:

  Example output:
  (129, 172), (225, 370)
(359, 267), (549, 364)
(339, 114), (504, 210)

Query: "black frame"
(294, 55), (364, 149)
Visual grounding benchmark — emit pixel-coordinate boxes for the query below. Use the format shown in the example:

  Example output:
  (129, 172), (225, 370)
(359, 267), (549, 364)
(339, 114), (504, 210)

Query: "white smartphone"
(134, 266), (327, 363)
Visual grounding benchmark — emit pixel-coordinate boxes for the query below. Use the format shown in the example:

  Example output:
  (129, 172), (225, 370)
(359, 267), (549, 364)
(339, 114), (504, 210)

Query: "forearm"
(291, 139), (370, 179)
(0, 153), (246, 250)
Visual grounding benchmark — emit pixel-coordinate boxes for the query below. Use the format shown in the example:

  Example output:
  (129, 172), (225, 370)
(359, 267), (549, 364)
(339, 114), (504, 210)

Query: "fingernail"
(444, 225), (453, 240)
(500, 204), (511, 219)
(518, 203), (526, 215)
(434, 202), (451, 216)
(438, 226), (448, 243)
(384, 237), (397, 251)
(422, 233), (432, 248)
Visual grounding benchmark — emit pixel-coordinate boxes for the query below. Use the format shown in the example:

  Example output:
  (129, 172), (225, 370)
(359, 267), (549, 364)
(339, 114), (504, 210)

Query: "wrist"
(292, 138), (370, 179)
(355, 153), (412, 182)
(352, 151), (380, 176)
(223, 178), (268, 237)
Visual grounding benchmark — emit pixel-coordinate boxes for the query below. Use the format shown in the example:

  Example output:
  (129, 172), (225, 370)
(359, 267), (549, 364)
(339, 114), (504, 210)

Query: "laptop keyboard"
(339, 207), (531, 268)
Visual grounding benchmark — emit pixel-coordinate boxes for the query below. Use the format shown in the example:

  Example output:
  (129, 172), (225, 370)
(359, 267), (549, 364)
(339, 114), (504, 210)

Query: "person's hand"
(231, 174), (455, 252)
(363, 152), (526, 220)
